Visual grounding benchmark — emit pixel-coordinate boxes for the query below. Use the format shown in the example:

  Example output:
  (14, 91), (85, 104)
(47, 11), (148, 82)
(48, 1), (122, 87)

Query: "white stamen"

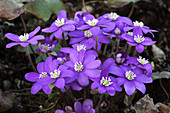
(108, 12), (119, 20)
(39, 72), (48, 78)
(137, 56), (149, 65)
(50, 69), (61, 78)
(84, 30), (92, 38)
(133, 21), (144, 27)
(19, 33), (29, 42)
(100, 77), (113, 86)
(115, 28), (121, 35)
(74, 62), (83, 72)
(127, 32), (133, 36)
(87, 19), (98, 26)
(55, 18), (65, 27)
(134, 35), (145, 43)
(125, 71), (136, 80)
(77, 44), (86, 52)
(42, 44), (52, 50)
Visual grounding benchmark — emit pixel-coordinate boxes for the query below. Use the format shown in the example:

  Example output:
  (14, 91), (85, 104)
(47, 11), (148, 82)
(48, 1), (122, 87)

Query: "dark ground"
(0, 0), (170, 113)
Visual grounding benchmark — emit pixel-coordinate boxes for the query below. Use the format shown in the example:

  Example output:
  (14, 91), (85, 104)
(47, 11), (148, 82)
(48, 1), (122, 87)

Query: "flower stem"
(127, 45), (132, 55)
(103, 44), (108, 55)
(26, 47), (36, 72)
(64, 87), (77, 102)
(95, 36), (98, 52)
(95, 94), (104, 113)
(116, 38), (120, 52)
(29, 45), (36, 61)
(62, 33), (67, 47)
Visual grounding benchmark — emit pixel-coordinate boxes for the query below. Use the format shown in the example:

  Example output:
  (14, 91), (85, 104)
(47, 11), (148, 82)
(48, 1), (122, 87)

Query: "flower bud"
(100, 101), (107, 108)
(115, 51), (127, 64)
(65, 106), (72, 112)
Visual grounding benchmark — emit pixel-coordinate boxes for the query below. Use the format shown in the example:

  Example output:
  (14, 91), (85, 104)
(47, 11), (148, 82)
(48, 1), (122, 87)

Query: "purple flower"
(68, 27), (110, 51)
(25, 59), (55, 94)
(45, 56), (74, 89)
(74, 99), (95, 113)
(115, 51), (127, 64)
(122, 27), (156, 53)
(109, 65), (153, 95)
(63, 50), (101, 86)
(91, 58), (122, 96)
(37, 37), (57, 53)
(55, 109), (65, 113)
(6, 26), (44, 48)
(124, 20), (157, 37)
(42, 10), (76, 39)
(127, 56), (154, 77)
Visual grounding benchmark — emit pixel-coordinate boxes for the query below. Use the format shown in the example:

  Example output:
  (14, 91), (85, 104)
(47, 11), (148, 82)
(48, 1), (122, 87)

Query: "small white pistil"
(74, 62), (83, 72)
(84, 30), (92, 38)
(137, 56), (149, 65)
(133, 21), (144, 27)
(77, 44), (86, 52)
(115, 28), (121, 35)
(50, 69), (61, 78)
(39, 72), (48, 78)
(100, 77), (113, 86)
(134, 35), (145, 43)
(42, 44), (52, 50)
(108, 12), (119, 20)
(125, 71), (136, 80)
(55, 18), (65, 27)
(87, 19), (98, 26)
(19, 33), (29, 42)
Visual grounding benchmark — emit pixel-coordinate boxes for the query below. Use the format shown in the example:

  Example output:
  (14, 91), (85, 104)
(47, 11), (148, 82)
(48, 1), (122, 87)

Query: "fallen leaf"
(25, 0), (66, 21)
(152, 44), (166, 60)
(152, 71), (170, 80)
(108, 0), (140, 8)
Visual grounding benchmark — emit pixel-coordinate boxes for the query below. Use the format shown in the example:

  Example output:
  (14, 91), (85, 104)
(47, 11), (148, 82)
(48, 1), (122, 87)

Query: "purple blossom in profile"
(37, 37), (57, 53)
(25, 58), (55, 94)
(109, 65), (153, 95)
(91, 58), (122, 96)
(45, 56), (74, 90)
(68, 27), (110, 51)
(63, 50), (101, 87)
(6, 26), (44, 48)
(122, 27), (156, 53)
(124, 20), (157, 37)
(115, 51), (127, 64)
(42, 10), (76, 40)
(74, 99), (95, 113)
(55, 99), (95, 113)
(127, 56), (154, 77)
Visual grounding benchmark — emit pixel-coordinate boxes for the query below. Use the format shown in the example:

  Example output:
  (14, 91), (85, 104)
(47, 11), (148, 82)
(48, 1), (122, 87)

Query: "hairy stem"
(95, 36), (98, 52)
(62, 33), (67, 47)
(116, 38), (120, 52)
(95, 94), (104, 113)
(26, 47), (36, 72)
(65, 87), (77, 102)
(103, 44), (108, 55)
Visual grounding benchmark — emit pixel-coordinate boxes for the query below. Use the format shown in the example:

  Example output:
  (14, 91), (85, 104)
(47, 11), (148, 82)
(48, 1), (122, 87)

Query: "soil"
(0, 0), (169, 113)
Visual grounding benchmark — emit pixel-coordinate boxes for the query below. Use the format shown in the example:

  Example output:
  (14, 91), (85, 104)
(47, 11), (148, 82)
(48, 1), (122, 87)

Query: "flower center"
(55, 18), (65, 27)
(127, 32), (133, 36)
(19, 33), (29, 42)
(137, 56), (149, 65)
(74, 61), (83, 72)
(133, 21), (144, 27)
(84, 30), (92, 38)
(39, 72), (48, 78)
(100, 77), (113, 86)
(125, 71), (136, 80)
(77, 44), (86, 52)
(134, 35), (145, 43)
(108, 12), (119, 20)
(42, 44), (52, 50)
(87, 19), (98, 26)
(50, 69), (61, 78)
(115, 28), (121, 35)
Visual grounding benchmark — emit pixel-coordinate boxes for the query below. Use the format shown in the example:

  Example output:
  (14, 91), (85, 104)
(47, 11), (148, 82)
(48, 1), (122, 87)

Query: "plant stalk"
(26, 47), (36, 72)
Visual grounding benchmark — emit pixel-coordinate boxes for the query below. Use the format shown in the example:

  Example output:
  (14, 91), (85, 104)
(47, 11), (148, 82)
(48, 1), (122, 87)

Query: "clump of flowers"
(5, 10), (157, 112)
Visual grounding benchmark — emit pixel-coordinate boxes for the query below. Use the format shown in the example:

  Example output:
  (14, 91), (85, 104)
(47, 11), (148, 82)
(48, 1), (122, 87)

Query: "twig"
(82, 0), (89, 12)
(159, 79), (169, 103)
(128, 2), (135, 18)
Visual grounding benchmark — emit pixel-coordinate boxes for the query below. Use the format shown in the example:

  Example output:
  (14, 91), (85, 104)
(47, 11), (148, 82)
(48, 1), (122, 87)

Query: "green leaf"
(17, 45), (38, 54)
(25, 0), (65, 21)
(49, 83), (55, 89)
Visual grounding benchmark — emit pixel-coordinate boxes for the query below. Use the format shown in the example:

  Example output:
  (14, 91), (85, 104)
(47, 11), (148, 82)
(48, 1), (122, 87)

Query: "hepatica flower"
(64, 50), (101, 86)
(109, 65), (153, 95)
(37, 37), (57, 53)
(122, 27), (156, 53)
(127, 56), (154, 77)
(6, 26), (45, 48)
(42, 10), (75, 39)
(115, 51), (127, 64)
